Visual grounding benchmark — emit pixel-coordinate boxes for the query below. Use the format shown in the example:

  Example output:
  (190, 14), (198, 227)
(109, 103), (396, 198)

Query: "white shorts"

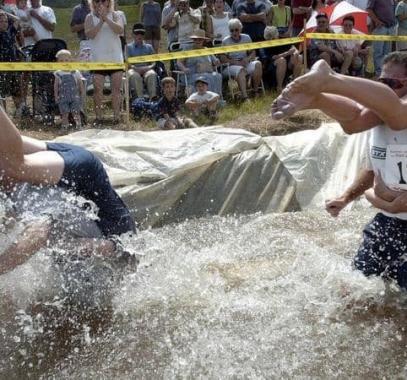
(222, 60), (260, 78)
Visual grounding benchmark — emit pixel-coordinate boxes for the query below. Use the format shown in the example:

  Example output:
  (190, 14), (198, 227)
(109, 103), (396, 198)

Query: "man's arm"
(365, 189), (407, 213)
(326, 169), (374, 217)
(30, 8), (56, 32)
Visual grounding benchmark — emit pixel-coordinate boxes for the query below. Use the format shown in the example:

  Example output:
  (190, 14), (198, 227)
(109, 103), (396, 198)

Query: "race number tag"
(385, 145), (407, 191)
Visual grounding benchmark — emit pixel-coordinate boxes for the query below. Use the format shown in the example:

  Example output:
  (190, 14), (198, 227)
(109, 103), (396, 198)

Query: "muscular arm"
(365, 189), (407, 213)
(31, 10), (55, 32)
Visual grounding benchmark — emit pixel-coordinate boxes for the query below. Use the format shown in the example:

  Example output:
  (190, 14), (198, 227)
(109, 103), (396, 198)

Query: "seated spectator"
(260, 26), (302, 93)
(221, 18), (263, 100)
(29, 0), (56, 41)
(335, 15), (369, 75)
(176, 28), (222, 96)
(185, 76), (219, 122)
(270, 0), (291, 38)
(127, 23), (158, 101)
(308, 12), (344, 69)
(236, 0), (266, 42)
(156, 76), (197, 129)
(54, 49), (85, 129)
(207, 0), (231, 42)
(169, 0), (201, 46)
(0, 10), (22, 113)
(140, 0), (161, 52)
(161, 0), (178, 50)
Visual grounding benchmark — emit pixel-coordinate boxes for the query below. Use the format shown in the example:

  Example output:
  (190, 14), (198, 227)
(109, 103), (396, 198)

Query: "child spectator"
(156, 76), (197, 129)
(53, 49), (84, 129)
(185, 76), (219, 122)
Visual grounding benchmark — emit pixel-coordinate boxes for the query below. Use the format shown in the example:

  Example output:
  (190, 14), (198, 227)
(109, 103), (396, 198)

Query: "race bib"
(385, 144), (407, 190)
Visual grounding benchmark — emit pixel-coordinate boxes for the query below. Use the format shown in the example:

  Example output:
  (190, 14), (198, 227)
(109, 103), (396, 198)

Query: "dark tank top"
(47, 142), (135, 237)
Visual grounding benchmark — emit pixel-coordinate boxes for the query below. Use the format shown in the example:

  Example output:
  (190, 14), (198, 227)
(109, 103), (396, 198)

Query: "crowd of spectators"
(0, 0), (407, 128)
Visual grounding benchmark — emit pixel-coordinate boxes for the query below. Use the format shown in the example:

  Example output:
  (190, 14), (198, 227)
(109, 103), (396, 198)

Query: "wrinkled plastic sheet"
(57, 124), (369, 226)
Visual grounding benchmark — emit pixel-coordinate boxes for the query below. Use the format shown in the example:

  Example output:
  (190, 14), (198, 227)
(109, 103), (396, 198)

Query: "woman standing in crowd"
(140, 0), (161, 52)
(270, 0), (291, 38)
(207, 0), (231, 42)
(85, 0), (124, 125)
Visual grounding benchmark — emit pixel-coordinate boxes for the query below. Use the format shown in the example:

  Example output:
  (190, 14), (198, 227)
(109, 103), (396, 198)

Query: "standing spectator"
(85, 0), (124, 125)
(170, 0), (201, 45)
(127, 23), (158, 100)
(15, 0), (36, 46)
(270, 0), (291, 38)
(140, 0), (161, 52)
(367, 0), (396, 78)
(29, 0), (56, 41)
(70, 0), (90, 50)
(221, 18), (263, 100)
(199, 0), (215, 38)
(114, 1), (127, 52)
(161, 0), (178, 49)
(396, 0), (407, 51)
(208, 0), (231, 41)
(291, 0), (312, 36)
(54, 49), (84, 129)
(236, 0), (267, 42)
(0, 10), (22, 113)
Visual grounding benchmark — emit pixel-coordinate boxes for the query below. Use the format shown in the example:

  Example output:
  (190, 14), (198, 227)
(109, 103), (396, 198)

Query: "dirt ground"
(18, 109), (331, 141)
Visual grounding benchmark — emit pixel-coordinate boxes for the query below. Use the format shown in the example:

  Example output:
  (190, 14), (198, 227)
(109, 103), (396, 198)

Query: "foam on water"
(1, 209), (406, 378)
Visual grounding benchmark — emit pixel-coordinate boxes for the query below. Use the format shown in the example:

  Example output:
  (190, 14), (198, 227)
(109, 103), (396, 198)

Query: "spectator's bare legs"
(290, 52), (303, 79)
(252, 61), (262, 94)
(236, 70), (248, 98)
(152, 39), (160, 53)
(340, 50), (353, 74)
(319, 51), (331, 66)
(280, 59), (407, 130)
(111, 71), (123, 121)
(274, 57), (287, 93)
(93, 73), (105, 120)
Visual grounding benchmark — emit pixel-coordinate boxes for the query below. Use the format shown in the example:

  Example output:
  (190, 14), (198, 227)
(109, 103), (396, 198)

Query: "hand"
(325, 196), (349, 217)
(29, 9), (38, 19)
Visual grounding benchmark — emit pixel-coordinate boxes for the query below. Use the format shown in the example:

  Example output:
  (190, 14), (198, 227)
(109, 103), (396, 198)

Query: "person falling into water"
(272, 53), (407, 291)
(0, 107), (137, 275)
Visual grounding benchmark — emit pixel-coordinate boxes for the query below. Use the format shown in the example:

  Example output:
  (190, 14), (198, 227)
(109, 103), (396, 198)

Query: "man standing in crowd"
(161, 0), (178, 49)
(367, 0), (396, 78)
(236, 0), (267, 42)
(29, 0), (56, 40)
(170, 0), (201, 45)
(127, 23), (158, 101)
(70, 0), (90, 49)
(291, 0), (311, 36)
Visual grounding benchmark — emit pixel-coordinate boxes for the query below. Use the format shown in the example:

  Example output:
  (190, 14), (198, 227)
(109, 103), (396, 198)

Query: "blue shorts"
(47, 142), (136, 237)
(354, 213), (407, 289)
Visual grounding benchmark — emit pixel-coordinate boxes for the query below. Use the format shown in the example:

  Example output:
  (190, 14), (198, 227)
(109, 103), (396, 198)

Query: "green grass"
(53, 5), (140, 53)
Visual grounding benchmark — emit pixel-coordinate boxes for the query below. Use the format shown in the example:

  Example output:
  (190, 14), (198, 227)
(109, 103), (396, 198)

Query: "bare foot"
(271, 89), (315, 119)
(288, 59), (334, 96)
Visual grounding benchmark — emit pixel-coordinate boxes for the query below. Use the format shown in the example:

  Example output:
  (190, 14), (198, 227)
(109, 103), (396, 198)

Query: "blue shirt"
(127, 41), (155, 67)
(237, 0), (266, 42)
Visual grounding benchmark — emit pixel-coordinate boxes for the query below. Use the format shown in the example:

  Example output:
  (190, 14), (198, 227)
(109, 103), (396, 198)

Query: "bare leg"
(236, 70), (248, 98)
(111, 71), (123, 120)
(340, 50), (353, 74)
(93, 73), (104, 120)
(251, 61), (262, 93)
(0, 107), (24, 163)
(274, 57), (287, 93)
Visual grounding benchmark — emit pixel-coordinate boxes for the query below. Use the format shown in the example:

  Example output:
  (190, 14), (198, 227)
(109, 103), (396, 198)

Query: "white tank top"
(90, 12), (124, 63)
(210, 13), (230, 41)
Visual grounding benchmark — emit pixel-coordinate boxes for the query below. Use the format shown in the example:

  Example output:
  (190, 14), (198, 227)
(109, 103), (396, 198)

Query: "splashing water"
(1, 208), (406, 378)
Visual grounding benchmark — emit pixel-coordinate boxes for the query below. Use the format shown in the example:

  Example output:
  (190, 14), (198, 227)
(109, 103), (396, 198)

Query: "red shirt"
(291, 0), (312, 29)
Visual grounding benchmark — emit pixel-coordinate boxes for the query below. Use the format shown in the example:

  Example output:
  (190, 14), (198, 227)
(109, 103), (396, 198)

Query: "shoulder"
(241, 33), (252, 42)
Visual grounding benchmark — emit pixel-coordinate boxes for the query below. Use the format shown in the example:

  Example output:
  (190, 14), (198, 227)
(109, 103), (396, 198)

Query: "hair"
(315, 12), (328, 20)
(383, 51), (407, 75)
(161, 76), (176, 86)
(343, 15), (355, 25)
(228, 18), (242, 31)
(89, 0), (114, 12)
(56, 49), (72, 59)
(264, 26), (279, 40)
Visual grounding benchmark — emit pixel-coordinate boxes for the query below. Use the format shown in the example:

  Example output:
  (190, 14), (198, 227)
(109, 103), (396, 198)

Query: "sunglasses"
(230, 28), (240, 32)
(378, 77), (407, 90)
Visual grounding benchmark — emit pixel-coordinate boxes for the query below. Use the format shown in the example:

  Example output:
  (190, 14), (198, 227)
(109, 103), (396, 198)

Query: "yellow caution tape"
(306, 32), (407, 42)
(0, 62), (124, 71)
(127, 37), (303, 64)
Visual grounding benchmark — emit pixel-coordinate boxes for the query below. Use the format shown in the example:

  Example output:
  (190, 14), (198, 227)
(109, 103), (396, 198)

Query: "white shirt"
(186, 90), (219, 103)
(30, 5), (56, 40)
(15, 7), (35, 46)
(367, 124), (407, 219)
